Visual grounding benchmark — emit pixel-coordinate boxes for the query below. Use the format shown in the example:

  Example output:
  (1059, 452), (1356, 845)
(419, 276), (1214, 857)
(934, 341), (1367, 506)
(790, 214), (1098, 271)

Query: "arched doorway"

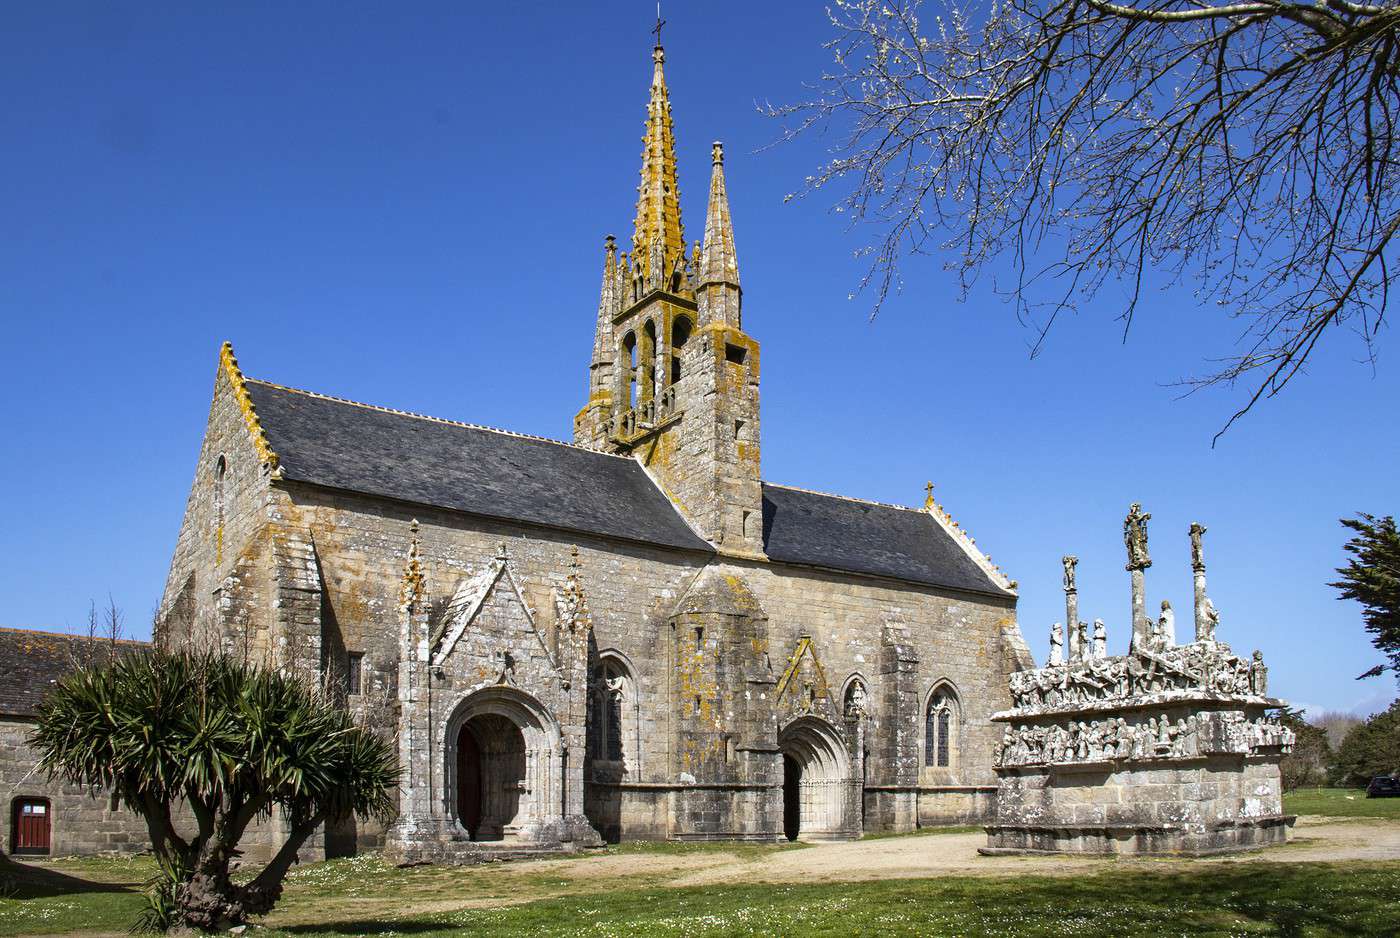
(779, 716), (854, 842)
(445, 687), (560, 843)
(455, 714), (528, 840)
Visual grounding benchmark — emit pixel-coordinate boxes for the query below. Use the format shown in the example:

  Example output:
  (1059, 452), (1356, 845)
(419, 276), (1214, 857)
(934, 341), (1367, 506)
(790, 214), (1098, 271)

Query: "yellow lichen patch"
(399, 521), (426, 611)
(219, 342), (278, 471)
(774, 637), (832, 705)
(631, 46), (689, 297)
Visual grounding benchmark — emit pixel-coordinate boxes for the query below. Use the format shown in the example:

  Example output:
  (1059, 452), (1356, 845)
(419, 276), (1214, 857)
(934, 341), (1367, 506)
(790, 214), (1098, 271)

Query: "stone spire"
(700, 142), (739, 288)
(698, 141), (742, 326)
(589, 235), (620, 396)
(631, 43), (687, 297)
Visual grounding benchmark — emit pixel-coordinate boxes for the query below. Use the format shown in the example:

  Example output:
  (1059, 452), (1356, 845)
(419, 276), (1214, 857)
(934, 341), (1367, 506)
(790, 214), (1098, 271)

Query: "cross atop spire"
(652, 1), (665, 47)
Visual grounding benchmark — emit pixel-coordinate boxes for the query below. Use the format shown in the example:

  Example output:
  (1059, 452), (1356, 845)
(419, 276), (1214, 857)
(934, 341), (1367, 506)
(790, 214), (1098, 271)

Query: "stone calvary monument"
(983, 506), (1296, 856)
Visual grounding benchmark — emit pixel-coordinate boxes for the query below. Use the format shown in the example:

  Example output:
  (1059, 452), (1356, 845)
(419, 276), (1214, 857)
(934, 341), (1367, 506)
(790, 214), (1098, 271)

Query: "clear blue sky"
(2, 1), (1395, 717)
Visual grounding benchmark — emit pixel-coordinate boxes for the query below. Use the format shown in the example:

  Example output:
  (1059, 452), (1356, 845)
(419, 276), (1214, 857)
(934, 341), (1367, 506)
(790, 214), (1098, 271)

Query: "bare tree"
(1314, 708), (1364, 748)
(102, 593), (124, 661)
(771, 0), (1398, 438)
(75, 595), (126, 668)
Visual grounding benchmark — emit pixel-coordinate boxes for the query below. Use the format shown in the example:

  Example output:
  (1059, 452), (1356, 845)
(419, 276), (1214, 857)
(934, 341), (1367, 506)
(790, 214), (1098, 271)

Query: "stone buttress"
(666, 568), (780, 840)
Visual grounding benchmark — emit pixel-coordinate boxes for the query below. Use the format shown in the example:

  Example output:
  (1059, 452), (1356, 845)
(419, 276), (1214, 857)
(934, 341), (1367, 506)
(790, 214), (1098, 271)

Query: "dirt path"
(517, 816), (1400, 890)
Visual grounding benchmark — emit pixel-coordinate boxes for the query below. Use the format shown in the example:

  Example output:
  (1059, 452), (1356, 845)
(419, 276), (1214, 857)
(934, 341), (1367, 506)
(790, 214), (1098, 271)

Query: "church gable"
(430, 549), (558, 689)
(158, 343), (283, 650)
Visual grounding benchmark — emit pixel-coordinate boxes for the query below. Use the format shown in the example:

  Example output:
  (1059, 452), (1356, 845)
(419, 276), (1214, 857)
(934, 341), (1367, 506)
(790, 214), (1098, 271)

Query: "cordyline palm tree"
(30, 650), (398, 931)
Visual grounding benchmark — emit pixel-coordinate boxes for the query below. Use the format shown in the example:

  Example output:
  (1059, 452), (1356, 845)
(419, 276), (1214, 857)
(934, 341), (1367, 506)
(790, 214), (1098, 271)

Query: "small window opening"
(734, 419), (745, 439)
(641, 320), (658, 401)
(622, 332), (638, 407)
(742, 510), (754, 541)
(213, 456), (227, 526)
(346, 651), (364, 696)
(694, 696), (702, 715)
(725, 343), (747, 365)
(694, 626), (704, 644)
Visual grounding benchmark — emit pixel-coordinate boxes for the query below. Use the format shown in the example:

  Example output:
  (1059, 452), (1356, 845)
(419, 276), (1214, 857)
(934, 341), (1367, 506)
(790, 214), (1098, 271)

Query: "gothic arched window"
(670, 316), (692, 386)
(924, 686), (959, 769)
(621, 332), (638, 407)
(641, 319), (657, 402)
(589, 656), (636, 771)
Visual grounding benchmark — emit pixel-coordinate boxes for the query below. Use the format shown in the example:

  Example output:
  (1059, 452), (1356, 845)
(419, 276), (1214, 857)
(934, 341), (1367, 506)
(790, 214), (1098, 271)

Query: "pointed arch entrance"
(444, 687), (561, 842)
(778, 716), (856, 842)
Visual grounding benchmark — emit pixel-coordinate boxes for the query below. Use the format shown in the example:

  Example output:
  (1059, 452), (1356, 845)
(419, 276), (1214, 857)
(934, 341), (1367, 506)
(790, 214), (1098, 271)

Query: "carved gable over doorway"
(430, 547), (557, 690)
(775, 636), (840, 726)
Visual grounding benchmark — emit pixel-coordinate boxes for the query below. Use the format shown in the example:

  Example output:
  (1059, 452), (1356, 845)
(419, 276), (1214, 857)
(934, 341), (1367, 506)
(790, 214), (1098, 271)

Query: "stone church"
(156, 38), (1032, 860)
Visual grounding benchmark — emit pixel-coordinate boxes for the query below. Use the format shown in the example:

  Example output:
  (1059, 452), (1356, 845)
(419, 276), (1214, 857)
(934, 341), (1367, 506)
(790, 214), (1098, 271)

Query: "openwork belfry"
(984, 506), (1295, 856)
(154, 27), (1028, 863)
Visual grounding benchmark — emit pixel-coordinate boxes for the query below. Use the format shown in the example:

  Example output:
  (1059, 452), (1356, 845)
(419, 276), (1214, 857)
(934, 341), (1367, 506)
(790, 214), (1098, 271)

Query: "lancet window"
(924, 685), (959, 769)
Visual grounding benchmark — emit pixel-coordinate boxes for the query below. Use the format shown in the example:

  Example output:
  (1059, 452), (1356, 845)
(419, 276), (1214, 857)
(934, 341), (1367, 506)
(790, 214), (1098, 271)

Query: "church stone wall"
(737, 561), (1017, 827)
(187, 480), (1020, 850)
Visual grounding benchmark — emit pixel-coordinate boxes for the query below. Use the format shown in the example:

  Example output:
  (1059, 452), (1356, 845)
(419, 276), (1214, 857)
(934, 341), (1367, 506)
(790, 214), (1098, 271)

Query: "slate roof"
(245, 382), (714, 553)
(761, 484), (1006, 596)
(243, 381), (1008, 598)
(0, 628), (150, 718)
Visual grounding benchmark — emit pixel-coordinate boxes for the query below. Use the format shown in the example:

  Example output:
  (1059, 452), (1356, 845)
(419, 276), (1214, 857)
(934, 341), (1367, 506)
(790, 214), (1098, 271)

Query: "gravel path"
(549, 816), (1400, 889)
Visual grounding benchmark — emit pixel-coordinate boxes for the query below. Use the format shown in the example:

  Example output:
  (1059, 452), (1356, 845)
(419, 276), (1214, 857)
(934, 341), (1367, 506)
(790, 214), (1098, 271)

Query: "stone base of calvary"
(983, 507), (1296, 856)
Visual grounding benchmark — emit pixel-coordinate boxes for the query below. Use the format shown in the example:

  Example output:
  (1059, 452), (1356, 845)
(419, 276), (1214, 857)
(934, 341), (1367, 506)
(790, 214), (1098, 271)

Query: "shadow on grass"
(0, 853), (134, 899)
(272, 861), (1400, 937)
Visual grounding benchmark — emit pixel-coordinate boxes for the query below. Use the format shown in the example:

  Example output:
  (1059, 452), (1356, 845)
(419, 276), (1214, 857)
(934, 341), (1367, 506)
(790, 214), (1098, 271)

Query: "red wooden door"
(13, 799), (51, 855)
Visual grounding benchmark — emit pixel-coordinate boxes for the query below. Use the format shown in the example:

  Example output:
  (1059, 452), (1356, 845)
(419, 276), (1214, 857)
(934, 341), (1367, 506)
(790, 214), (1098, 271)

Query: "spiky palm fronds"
(29, 650), (399, 930)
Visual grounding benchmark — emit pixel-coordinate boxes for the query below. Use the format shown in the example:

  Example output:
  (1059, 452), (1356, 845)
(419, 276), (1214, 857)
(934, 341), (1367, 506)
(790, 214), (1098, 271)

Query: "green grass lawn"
(261, 863), (1400, 938)
(1285, 786), (1400, 819)
(4, 851), (1400, 937)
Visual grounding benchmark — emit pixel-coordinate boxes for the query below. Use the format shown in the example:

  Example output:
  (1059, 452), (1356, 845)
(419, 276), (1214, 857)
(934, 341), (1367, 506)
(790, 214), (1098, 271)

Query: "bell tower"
(573, 39), (763, 558)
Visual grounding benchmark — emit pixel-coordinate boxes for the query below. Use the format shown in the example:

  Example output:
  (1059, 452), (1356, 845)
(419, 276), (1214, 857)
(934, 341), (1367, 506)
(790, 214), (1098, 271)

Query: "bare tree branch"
(771, 0), (1398, 437)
